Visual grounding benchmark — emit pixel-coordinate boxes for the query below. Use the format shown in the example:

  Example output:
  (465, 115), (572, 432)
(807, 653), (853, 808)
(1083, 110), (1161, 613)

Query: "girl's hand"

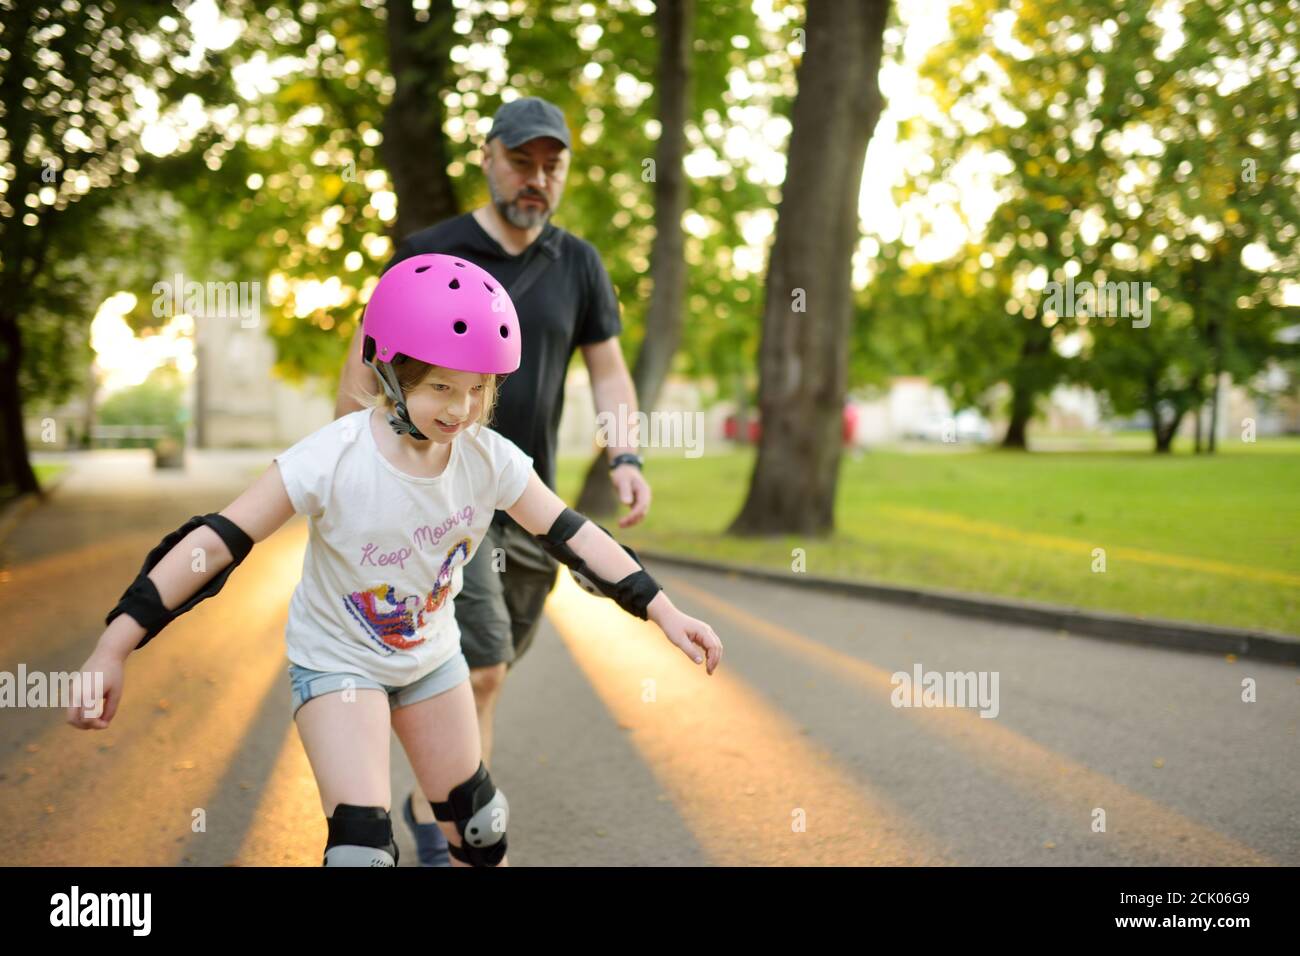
(648, 594), (723, 675)
(65, 647), (126, 730)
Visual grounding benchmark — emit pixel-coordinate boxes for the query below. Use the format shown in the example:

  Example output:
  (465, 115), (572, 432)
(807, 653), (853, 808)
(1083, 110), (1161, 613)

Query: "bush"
(97, 366), (187, 447)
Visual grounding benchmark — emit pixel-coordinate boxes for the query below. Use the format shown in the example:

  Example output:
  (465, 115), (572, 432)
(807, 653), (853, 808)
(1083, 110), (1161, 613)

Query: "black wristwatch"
(608, 452), (644, 471)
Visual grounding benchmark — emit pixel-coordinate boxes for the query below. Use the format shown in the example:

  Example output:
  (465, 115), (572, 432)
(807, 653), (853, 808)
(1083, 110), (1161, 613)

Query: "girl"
(66, 253), (724, 867)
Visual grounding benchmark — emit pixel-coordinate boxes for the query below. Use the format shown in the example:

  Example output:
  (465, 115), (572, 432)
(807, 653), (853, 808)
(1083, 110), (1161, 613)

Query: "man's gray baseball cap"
(486, 97), (571, 150)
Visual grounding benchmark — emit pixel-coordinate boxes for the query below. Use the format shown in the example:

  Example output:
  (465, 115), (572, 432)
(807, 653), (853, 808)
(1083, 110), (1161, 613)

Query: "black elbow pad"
(106, 513), (254, 649)
(538, 508), (662, 619)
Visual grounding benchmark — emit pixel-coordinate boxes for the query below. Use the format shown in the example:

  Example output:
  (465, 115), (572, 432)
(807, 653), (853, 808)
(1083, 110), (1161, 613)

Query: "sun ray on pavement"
(545, 572), (952, 866)
(662, 573), (1275, 866)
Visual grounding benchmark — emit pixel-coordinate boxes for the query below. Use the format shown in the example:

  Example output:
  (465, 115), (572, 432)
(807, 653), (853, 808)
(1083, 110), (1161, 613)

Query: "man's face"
(483, 136), (570, 230)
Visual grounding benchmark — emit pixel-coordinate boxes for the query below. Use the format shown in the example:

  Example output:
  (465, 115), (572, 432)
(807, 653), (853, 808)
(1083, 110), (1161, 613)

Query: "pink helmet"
(361, 253), (520, 441)
(363, 253), (521, 374)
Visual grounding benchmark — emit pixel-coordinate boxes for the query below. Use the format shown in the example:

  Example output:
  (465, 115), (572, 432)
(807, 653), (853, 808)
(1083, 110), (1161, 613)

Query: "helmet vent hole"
(453, 320), (468, 334)
(499, 325), (509, 338)
(484, 281), (495, 293)
(454, 261), (466, 267)
(414, 265), (430, 273)
(449, 278), (460, 290)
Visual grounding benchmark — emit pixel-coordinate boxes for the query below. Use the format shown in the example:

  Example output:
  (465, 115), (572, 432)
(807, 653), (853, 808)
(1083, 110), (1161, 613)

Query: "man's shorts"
(287, 652), (471, 718)
(455, 515), (558, 670)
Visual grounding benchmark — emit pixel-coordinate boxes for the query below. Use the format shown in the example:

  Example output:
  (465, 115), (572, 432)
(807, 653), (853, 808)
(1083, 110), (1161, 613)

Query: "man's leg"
(500, 519), (559, 671)
(451, 520), (556, 766)
(451, 520), (557, 768)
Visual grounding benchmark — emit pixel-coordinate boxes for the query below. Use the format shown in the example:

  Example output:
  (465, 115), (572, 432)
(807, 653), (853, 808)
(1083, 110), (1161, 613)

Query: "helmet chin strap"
(388, 404), (430, 442)
(370, 360), (430, 442)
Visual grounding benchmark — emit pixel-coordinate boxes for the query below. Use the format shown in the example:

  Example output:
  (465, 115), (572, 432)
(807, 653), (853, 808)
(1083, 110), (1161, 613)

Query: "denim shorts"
(287, 652), (470, 718)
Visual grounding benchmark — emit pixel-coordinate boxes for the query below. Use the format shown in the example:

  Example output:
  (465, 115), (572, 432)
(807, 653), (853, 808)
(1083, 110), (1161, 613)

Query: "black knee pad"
(431, 763), (509, 867)
(324, 804), (399, 867)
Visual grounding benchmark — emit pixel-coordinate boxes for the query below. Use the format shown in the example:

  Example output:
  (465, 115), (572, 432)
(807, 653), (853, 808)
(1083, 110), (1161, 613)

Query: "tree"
(729, 0), (891, 536)
(895, 0), (1300, 452)
(160, 0), (774, 401)
(495, 0), (774, 510)
(25, 0), (787, 478)
(859, 238), (1021, 422)
(575, 0), (694, 516)
(0, 0), (229, 497)
(382, 0), (460, 240)
(151, 0), (445, 385)
(97, 364), (187, 446)
(1078, 0), (1300, 452)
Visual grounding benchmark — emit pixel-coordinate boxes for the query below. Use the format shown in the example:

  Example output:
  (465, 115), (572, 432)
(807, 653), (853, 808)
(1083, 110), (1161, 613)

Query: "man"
(334, 96), (650, 865)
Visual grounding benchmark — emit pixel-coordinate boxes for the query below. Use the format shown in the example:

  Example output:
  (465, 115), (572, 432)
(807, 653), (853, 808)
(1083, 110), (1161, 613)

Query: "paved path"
(2, 452), (1295, 865)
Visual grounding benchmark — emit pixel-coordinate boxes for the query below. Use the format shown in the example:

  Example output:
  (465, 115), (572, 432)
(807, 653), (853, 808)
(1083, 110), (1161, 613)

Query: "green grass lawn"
(0, 463), (67, 512)
(556, 438), (1300, 635)
(34, 463), (68, 488)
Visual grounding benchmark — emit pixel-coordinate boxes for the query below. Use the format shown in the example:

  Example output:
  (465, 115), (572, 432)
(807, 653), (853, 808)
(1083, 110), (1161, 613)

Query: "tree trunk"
(999, 318), (1053, 449)
(0, 311), (40, 498)
(80, 362), (98, 450)
(194, 341), (207, 448)
(1207, 319), (1222, 454)
(1154, 411), (1183, 453)
(577, 0), (694, 516)
(1193, 388), (1203, 454)
(0, 7), (40, 497)
(1001, 388), (1032, 449)
(1148, 383), (1184, 454)
(729, 0), (890, 536)
(1208, 371), (1220, 453)
(382, 0), (460, 242)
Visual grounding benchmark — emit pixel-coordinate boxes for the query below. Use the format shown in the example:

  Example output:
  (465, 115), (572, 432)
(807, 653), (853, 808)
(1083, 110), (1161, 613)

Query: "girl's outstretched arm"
(66, 463), (297, 730)
(505, 471), (723, 674)
(134, 462), (297, 625)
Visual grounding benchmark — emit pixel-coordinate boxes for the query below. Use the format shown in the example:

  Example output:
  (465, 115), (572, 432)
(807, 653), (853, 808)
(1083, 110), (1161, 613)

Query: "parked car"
(724, 405), (860, 445)
(904, 409), (994, 444)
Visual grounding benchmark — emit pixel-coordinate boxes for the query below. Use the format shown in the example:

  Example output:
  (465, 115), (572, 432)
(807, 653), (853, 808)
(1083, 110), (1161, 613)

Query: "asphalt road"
(1, 452), (1296, 865)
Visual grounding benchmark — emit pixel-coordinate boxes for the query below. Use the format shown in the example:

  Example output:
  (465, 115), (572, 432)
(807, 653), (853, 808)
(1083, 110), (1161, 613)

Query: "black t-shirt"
(385, 212), (622, 496)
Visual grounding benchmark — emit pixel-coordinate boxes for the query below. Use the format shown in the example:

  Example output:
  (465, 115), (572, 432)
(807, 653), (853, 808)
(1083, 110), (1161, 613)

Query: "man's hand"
(610, 463), (650, 528)
(581, 338), (650, 528)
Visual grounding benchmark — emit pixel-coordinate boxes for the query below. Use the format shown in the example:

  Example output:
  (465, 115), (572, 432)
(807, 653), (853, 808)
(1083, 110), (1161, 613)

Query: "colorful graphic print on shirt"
(342, 537), (472, 655)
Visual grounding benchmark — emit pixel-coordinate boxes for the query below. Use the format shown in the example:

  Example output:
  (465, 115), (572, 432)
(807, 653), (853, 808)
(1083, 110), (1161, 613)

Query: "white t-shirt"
(274, 408), (534, 685)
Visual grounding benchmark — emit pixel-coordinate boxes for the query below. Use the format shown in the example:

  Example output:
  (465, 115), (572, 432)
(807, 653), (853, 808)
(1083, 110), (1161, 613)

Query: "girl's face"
(402, 366), (486, 443)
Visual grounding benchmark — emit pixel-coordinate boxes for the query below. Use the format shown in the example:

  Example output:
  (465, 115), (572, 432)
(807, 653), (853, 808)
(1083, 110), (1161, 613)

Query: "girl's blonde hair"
(356, 357), (501, 433)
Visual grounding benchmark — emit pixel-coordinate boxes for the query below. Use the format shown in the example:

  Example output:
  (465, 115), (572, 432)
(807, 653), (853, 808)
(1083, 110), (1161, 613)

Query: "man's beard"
(487, 174), (553, 230)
